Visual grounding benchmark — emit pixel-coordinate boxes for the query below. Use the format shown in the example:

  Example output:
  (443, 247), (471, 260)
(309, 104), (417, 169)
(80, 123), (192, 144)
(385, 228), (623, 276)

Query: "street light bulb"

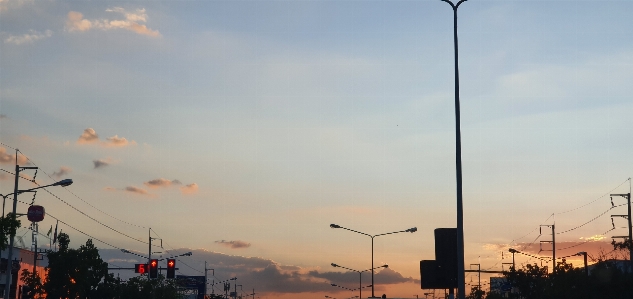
(55, 179), (73, 187)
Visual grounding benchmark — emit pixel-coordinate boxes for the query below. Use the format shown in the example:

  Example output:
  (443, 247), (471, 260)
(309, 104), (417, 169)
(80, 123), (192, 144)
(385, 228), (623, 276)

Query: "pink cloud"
(0, 147), (28, 165)
(77, 128), (99, 144)
(52, 166), (71, 178)
(104, 135), (136, 147)
(124, 186), (151, 196)
(180, 183), (198, 195)
(66, 8), (160, 37)
(76, 128), (136, 147)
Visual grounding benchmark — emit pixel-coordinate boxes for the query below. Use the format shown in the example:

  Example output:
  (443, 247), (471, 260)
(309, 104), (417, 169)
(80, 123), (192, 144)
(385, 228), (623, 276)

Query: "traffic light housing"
(167, 259), (176, 278)
(149, 259), (158, 278)
(134, 263), (147, 274)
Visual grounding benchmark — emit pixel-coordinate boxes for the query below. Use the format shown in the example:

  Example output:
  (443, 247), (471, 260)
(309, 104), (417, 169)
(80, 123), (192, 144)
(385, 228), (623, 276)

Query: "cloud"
(215, 240), (251, 249)
(104, 135), (136, 147)
(0, 147), (28, 164)
(77, 128), (99, 144)
(180, 183), (198, 195)
(124, 186), (151, 196)
(144, 178), (182, 188)
(77, 128), (136, 147)
(4, 29), (52, 45)
(52, 166), (71, 178)
(97, 248), (417, 295)
(93, 157), (114, 169)
(66, 8), (160, 37)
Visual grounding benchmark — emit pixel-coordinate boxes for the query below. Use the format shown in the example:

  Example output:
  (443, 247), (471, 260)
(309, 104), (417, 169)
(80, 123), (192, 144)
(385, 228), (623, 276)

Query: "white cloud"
(4, 29), (52, 45)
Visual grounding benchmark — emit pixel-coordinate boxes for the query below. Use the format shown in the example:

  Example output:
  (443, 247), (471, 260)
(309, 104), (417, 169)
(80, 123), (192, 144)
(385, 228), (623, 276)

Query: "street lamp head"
(382, 265), (388, 268)
(508, 248), (518, 253)
(331, 263), (339, 267)
(185, 252), (193, 256)
(121, 249), (130, 253)
(54, 178), (73, 187)
(331, 284), (337, 287)
(406, 227), (418, 233)
(330, 224), (341, 229)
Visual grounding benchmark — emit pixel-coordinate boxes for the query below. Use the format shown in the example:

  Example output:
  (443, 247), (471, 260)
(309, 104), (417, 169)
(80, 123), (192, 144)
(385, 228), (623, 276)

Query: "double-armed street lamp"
(331, 263), (387, 299)
(3, 165), (73, 299)
(330, 224), (416, 297)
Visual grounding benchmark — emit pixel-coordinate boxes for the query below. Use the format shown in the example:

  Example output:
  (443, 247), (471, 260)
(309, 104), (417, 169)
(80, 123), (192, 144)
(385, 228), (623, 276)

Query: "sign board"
(27, 205), (45, 222)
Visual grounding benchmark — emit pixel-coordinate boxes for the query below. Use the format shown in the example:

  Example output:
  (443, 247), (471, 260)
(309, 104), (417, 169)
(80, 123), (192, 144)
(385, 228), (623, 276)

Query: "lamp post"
(508, 248), (517, 270)
(332, 263), (387, 299)
(4, 165), (72, 299)
(330, 224), (416, 297)
(438, 0), (468, 298)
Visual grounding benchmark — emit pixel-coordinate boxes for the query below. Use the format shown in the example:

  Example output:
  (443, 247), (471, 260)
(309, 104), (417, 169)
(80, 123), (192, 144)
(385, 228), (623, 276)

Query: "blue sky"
(1, 0), (633, 298)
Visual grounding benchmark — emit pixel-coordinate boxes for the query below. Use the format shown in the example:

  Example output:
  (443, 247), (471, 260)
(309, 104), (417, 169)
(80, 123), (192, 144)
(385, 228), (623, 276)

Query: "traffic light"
(134, 263), (147, 274)
(167, 259), (176, 278)
(149, 259), (158, 278)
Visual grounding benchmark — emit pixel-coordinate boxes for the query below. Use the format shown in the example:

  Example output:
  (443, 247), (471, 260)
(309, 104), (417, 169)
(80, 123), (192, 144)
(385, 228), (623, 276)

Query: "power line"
(1, 167), (151, 246)
(16, 149), (147, 229)
(556, 178), (630, 214)
(557, 203), (626, 235)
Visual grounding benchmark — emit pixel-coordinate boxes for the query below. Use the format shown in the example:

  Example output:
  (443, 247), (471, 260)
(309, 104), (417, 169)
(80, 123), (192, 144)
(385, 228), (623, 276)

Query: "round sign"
(27, 205), (45, 222)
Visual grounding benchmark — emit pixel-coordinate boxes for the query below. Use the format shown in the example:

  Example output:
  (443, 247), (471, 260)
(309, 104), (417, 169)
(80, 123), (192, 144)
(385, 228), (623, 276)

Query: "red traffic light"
(149, 259), (159, 278)
(167, 259), (176, 279)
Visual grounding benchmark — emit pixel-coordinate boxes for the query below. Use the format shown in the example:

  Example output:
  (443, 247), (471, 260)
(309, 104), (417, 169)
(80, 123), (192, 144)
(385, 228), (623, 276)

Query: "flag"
(47, 225), (52, 237)
(52, 221), (58, 244)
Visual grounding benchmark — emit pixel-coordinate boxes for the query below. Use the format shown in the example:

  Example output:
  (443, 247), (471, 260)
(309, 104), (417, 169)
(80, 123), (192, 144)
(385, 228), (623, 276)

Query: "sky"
(1, 0), (633, 298)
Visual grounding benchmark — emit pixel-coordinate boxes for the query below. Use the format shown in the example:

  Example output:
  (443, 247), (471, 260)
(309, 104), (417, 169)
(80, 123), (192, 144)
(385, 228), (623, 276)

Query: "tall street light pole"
(4, 165), (73, 299)
(331, 263), (387, 299)
(330, 224), (417, 297)
(439, 1), (468, 298)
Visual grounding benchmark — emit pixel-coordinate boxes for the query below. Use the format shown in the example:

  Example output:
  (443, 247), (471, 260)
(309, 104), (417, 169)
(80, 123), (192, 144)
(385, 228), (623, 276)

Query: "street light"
(330, 224), (416, 297)
(438, 1), (469, 298)
(332, 263), (387, 299)
(4, 164), (73, 299)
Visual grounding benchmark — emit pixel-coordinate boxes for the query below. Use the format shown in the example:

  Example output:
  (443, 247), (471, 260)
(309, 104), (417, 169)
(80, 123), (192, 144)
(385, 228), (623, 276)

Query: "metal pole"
(627, 192), (632, 272)
(32, 223), (38, 277)
(552, 225), (556, 273)
(439, 1), (469, 298)
(359, 271), (362, 299)
(371, 236), (374, 298)
(583, 253), (588, 276)
(451, 4), (466, 299)
(4, 165), (21, 299)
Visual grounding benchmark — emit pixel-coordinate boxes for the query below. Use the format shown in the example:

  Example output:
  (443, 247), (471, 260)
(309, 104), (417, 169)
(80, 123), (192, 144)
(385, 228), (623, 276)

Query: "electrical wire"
(557, 203), (626, 235)
(16, 149), (147, 229)
(1, 167), (151, 246)
(556, 178), (630, 214)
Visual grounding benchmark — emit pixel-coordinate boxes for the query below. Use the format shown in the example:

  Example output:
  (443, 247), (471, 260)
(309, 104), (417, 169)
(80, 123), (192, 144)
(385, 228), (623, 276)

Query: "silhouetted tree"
(0, 213), (21, 250)
(43, 234), (110, 298)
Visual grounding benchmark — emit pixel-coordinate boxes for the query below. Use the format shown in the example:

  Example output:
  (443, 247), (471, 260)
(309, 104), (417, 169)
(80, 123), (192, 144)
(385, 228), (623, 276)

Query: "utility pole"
(469, 264), (480, 290)
(205, 262), (214, 297)
(610, 191), (632, 272)
(540, 224), (555, 273)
